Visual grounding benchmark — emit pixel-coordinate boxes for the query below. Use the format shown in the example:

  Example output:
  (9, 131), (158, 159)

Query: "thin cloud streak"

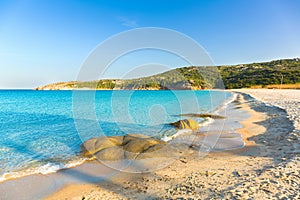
(118, 16), (138, 28)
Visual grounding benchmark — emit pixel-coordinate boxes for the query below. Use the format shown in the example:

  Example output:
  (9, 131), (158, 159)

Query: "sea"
(0, 90), (232, 182)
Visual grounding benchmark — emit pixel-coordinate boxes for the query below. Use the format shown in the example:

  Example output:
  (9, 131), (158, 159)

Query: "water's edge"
(0, 91), (239, 184)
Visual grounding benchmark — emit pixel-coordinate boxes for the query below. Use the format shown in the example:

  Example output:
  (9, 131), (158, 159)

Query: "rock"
(82, 133), (191, 162)
(124, 138), (165, 153)
(81, 136), (124, 156)
(179, 113), (226, 119)
(136, 143), (187, 160)
(124, 138), (166, 159)
(170, 119), (200, 131)
(122, 133), (152, 145)
(94, 146), (125, 161)
(143, 143), (166, 153)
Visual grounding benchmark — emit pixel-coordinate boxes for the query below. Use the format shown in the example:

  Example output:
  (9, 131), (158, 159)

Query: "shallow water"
(0, 90), (231, 181)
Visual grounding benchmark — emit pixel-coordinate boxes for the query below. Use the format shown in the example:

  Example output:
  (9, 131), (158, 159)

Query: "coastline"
(45, 89), (299, 199)
(0, 89), (232, 184)
(0, 90), (241, 199)
(0, 89), (299, 199)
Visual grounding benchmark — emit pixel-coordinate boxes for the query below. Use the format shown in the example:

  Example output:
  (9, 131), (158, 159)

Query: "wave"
(213, 92), (238, 115)
(0, 158), (87, 183)
(161, 117), (215, 142)
(161, 129), (193, 142)
(161, 92), (236, 142)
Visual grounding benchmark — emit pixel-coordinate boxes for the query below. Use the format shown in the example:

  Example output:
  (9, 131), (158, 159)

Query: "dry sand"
(44, 89), (299, 200)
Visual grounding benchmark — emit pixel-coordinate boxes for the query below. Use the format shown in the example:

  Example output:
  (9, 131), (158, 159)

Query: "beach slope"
(44, 89), (299, 199)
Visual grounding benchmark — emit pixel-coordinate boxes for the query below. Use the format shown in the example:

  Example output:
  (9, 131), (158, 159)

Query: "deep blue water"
(0, 90), (231, 181)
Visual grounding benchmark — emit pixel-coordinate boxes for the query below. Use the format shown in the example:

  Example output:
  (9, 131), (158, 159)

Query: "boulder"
(81, 136), (123, 156)
(143, 143), (166, 153)
(136, 143), (190, 160)
(94, 146), (125, 161)
(170, 119), (200, 131)
(122, 133), (151, 145)
(81, 133), (193, 162)
(124, 138), (166, 159)
(124, 138), (165, 153)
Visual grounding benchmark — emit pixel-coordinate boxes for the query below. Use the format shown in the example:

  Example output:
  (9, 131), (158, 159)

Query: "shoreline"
(0, 89), (298, 199)
(0, 90), (243, 199)
(43, 92), (264, 199)
(0, 90), (233, 184)
(162, 91), (237, 142)
(45, 89), (299, 199)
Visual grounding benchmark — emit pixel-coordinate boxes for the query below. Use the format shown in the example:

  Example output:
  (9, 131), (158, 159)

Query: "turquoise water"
(0, 90), (231, 181)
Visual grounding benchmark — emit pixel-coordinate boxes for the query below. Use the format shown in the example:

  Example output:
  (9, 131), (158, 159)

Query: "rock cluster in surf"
(81, 119), (201, 161)
(81, 134), (189, 161)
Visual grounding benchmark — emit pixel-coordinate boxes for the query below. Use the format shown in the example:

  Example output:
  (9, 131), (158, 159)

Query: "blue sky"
(0, 0), (300, 88)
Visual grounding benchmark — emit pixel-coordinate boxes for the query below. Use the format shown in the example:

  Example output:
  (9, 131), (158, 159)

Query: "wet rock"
(170, 119), (200, 131)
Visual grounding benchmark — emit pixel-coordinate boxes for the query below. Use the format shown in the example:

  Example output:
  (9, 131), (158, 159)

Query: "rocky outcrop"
(81, 136), (124, 157)
(94, 146), (125, 160)
(81, 134), (166, 161)
(81, 133), (192, 161)
(170, 119), (200, 131)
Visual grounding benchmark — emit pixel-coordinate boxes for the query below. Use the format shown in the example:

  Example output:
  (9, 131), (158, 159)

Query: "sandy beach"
(1, 0), (299, 199)
(41, 89), (299, 199)
(0, 89), (299, 199)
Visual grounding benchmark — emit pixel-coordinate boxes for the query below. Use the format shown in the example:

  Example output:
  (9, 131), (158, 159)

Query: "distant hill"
(36, 58), (300, 90)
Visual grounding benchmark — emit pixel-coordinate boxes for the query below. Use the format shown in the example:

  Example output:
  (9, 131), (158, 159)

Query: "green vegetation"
(73, 80), (116, 89)
(219, 58), (300, 89)
(36, 58), (300, 90)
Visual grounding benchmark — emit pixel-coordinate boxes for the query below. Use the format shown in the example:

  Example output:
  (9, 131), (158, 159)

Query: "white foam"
(0, 158), (87, 183)
(195, 92), (236, 132)
(37, 163), (66, 175)
(163, 92), (235, 142)
(0, 147), (12, 152)
(162, 129), (193, 142)
(200, 117), (215, 127)
(214, 92), (238, 115)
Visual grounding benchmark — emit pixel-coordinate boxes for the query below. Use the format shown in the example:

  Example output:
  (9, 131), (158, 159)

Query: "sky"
(0, 0), (300, 88)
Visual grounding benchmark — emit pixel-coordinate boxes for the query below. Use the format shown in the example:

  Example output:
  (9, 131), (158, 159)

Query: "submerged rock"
(170, 119), (200, 131)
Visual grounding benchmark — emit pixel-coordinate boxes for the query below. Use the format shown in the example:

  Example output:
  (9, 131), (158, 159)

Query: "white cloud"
(118, 16), (138, 28)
